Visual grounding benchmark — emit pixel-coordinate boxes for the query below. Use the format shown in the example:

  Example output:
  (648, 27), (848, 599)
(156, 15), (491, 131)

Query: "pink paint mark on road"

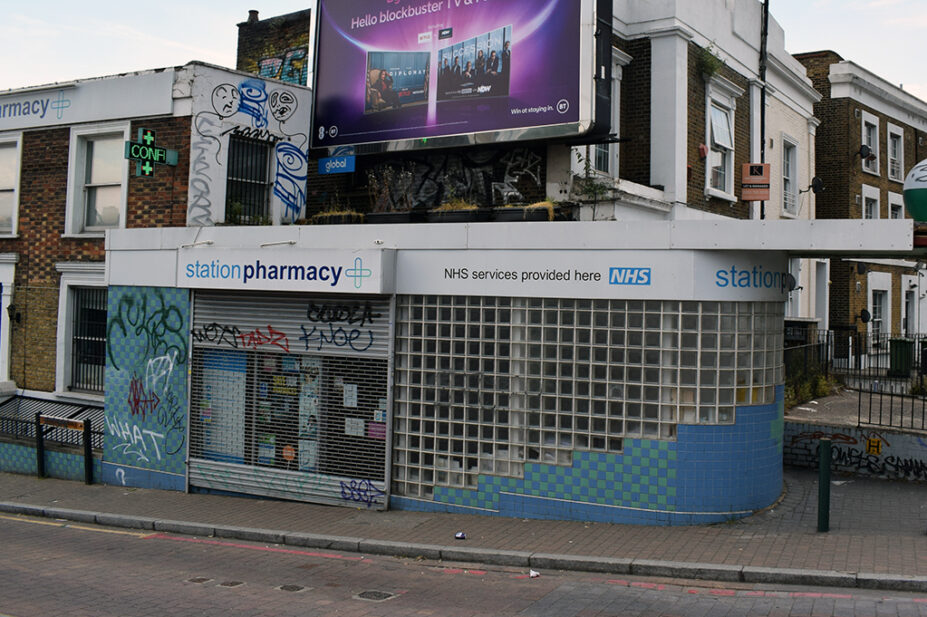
(144, 533), (370, 561)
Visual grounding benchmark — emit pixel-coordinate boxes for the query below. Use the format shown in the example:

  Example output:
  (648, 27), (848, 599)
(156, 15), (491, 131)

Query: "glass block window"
(392, 296), (783, 498)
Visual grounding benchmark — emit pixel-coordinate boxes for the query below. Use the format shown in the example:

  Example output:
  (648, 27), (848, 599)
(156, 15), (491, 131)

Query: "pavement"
(2, 458), (927, 593)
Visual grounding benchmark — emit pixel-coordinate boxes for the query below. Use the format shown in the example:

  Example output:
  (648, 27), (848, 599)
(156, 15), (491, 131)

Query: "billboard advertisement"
(311, 0), (595, 152)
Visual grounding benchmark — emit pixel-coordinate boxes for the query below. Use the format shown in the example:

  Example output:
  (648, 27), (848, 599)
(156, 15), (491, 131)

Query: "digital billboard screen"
(311, 0), (595, 151)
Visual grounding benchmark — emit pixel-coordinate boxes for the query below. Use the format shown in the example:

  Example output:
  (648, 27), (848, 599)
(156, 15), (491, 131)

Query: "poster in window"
(199, 349), (246, 464)
(257, 433), (276, 465)
(299, 438), (318, 472)
(298, 357), (321, 471)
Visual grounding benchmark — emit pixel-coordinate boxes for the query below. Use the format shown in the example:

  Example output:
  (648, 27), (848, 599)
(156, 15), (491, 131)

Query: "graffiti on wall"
(192, 301), (383, 356)
(363, 147), (545, 212)
(105, 287), (190, 477)
(257, 46), (309, 85)
(786, 424), (927, 481)
(188, 66), (310, 225)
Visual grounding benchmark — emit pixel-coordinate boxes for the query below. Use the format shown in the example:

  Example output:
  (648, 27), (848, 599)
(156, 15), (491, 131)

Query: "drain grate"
(355, 590), (395, 602)
(218, 581), (245, 588)
(186, 577), (212, 584)
(278, 585), (307, 593)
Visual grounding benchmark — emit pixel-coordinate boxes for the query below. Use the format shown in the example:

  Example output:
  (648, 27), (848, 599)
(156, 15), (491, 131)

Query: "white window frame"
(64, 122), (130, 237)
(704, 75), (742, 203)
(591, 48), (630, 177)
(0, 133), (22, 237)
(781, 135), (799, 216)
(868, 270), (892, 347)
(887, 122), (904, 182)
(786, 257), (801, 318)
(888, 191), (904, 219)
(861, 184), (880, 220)
(55, 262), (106, 400)
(860, 110), (880, 176)
(871, 289), (886, 344)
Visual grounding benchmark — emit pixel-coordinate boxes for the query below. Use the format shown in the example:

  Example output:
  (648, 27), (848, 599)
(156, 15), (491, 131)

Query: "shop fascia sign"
(177, 248), (394, 294)
(396, 249), (790, 301)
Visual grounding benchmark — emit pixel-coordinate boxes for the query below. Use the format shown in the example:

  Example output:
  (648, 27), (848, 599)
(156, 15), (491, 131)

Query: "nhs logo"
(609, 267), (652, 286)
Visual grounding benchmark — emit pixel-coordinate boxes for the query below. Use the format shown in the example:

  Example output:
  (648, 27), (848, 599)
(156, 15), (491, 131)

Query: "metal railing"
(788, 330), (927, 431)
(0, 396), (104, 450)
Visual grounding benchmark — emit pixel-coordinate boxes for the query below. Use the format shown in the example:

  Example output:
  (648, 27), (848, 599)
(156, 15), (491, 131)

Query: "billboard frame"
(309, 0), (599, 154)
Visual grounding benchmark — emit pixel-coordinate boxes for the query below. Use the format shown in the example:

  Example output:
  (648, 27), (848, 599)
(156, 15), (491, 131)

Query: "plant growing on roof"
(697, 42), (726, 77)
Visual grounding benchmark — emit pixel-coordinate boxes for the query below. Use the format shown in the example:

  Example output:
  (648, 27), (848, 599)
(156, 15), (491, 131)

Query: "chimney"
(248, 10), (259, 23)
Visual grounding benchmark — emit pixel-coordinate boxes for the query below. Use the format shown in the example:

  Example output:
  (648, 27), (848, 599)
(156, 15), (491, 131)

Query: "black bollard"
(817, 438), (831, 532)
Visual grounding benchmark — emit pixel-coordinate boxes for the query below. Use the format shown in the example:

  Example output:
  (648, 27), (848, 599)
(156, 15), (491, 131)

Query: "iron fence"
(0, 396), (104, 450)
(787, 330), (927, 432)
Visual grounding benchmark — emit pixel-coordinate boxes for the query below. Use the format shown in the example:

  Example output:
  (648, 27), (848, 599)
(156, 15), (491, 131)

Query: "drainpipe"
(759, 0), (769, 219)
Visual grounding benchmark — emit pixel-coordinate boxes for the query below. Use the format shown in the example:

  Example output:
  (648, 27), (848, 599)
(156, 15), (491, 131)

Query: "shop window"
(65, 123), (128, 235)
(392, 295), (783, 499)
(190, 350), (387, 477)
(0, 137), (20, 235)
(226, 135), (271, 224)
(70, 287), (108, 394)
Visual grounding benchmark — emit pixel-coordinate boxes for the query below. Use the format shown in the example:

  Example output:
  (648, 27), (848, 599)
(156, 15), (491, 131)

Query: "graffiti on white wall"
(188, 65), (310, 226)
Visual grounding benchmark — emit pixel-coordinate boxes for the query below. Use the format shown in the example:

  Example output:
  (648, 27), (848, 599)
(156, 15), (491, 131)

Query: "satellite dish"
(785, 273), (798, 292)
(858, 309), (871, 324)
(856, 262), (869, 275)
(810, 177), (824, 194)
(857, 144), (872, 159)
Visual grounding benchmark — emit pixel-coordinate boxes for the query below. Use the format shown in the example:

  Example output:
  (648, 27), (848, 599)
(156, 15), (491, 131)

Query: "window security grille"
(71, 287), (107, 393)
(189, 349), (387, 501)
(226, 136), (271, 224)
(188, 292), (392, 508)
(393, 296), (783, 498)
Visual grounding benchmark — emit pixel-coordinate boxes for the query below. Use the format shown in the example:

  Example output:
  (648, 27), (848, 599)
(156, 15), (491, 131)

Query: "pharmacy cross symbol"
(51, 90), (71, 120)
(345, 257), (372, 289)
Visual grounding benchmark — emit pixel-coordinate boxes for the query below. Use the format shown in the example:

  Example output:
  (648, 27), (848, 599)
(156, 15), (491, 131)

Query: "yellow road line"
(0, 513), (151, 537)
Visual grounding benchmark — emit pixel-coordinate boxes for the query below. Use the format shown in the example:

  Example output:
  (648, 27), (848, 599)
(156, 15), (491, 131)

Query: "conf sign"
(124, 128), (179, 177)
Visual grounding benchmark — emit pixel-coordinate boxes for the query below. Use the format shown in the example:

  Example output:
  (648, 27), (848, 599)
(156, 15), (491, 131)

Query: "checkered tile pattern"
(0, 442), (101, 482)
(105, 286), (190, 477)
(394, 386), (784, 525)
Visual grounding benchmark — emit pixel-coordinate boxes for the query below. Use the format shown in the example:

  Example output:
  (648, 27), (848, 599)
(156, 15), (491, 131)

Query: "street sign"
(39, 416), (84, 431)
(741, 163), (770, 201)
(124, 128), (179, 177)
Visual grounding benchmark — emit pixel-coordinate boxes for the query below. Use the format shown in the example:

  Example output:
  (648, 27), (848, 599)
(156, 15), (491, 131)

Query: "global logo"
(609, 267), (652, 286)
(325, 158), (348, 173)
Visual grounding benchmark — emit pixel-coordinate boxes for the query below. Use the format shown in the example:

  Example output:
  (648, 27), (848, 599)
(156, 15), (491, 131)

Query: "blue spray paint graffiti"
(238, 79), (269, 128)
(274, 142), (308, 222)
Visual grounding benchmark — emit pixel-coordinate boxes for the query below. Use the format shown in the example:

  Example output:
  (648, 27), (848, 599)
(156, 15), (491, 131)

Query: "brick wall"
(236, 9), (312, 85)
(618, 37), (651, 187)
(685, 42), (751, 219)
(4, 117), (193, 392)
(127, 116), (191, 228)
(795, 51), (920, 331)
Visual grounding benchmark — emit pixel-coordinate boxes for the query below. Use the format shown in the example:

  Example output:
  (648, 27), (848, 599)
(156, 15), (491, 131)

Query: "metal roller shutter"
(188, 291), (393, 510)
